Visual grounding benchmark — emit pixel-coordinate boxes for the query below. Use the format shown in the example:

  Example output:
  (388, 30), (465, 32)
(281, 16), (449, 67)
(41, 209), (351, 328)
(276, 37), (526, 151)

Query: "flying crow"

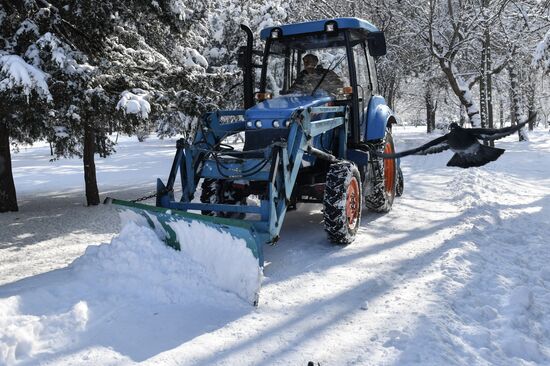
(373, 119), (530, 168)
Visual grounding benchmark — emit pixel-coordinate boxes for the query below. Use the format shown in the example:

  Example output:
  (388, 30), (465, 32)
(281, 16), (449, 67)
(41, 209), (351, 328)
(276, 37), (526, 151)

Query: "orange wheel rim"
(384, 142), (396, 194)
(346, 177), (360, 229)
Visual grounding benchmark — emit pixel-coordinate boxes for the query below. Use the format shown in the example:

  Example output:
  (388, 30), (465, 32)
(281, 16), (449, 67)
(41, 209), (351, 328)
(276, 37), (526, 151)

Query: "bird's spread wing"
(469, 117), (532, 141)
(373, 135), (450, 158)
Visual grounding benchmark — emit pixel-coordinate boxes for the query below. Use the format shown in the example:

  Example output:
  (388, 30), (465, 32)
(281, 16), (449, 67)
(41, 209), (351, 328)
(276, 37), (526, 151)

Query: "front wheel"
(199, 179), (246, 219)
(364, 131), (397, 212)
(323, 161), (362, 245)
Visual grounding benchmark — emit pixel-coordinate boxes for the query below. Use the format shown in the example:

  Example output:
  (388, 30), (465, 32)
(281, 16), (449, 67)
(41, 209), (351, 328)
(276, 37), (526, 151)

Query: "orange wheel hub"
(383, 142), (395, 194)
(346, 177), (360, 229)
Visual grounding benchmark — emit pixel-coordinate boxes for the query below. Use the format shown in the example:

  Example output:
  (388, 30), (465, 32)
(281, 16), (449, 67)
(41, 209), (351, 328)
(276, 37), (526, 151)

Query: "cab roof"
(259, 17), (380, 40)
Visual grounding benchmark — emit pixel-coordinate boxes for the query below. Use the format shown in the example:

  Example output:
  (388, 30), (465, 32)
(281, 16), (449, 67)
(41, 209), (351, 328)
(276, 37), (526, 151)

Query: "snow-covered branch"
(116, 90), (151, 119)
(0, 55), (52, 102)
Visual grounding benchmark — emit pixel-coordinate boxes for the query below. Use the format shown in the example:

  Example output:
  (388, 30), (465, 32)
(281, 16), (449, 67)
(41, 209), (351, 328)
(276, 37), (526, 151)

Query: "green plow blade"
(108, 199), (263, 264)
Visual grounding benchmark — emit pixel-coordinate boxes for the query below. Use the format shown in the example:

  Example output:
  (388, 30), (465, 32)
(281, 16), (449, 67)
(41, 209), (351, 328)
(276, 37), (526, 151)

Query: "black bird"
(373, 119), (531, 168)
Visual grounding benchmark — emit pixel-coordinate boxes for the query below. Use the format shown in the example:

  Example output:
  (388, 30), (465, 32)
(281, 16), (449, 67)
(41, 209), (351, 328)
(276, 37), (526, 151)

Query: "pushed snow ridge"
(0, 223), (258, 365)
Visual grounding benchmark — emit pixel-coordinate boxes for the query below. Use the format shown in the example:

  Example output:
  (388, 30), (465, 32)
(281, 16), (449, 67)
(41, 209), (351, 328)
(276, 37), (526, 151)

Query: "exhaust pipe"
(239, 24), (255, 109)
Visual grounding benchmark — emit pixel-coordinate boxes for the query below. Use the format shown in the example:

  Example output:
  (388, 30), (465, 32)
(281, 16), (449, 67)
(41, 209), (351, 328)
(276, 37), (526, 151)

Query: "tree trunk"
(438, 59), (481, 126)
(386, 77), (397, 110)
(459, 105), (467, 127)
(499, 97), (504, 128)
(485, 26), (495, 146)
(479, 41), (487, 129)
(508, 64), (526, 141)
(528, 109), (537, 132)
(527, 77), (536, 131)
(83, 124), (100, 206)
(0, 123), (18, 212)
(486, 87), (495, 145)
(425, 85), (436, 133)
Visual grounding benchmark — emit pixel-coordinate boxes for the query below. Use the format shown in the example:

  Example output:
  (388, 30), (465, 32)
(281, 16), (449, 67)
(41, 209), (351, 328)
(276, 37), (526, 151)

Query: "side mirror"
(367, 31), (387, 57)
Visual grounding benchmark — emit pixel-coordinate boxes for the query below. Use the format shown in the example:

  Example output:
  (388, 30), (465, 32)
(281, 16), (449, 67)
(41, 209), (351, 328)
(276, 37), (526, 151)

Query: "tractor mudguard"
(364, 95), (394, 141)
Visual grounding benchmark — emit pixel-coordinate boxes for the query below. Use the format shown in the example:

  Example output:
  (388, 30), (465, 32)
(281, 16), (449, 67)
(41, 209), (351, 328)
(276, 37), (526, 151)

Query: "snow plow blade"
(108, 199), (262, 262)
(107, 199), (263, 304)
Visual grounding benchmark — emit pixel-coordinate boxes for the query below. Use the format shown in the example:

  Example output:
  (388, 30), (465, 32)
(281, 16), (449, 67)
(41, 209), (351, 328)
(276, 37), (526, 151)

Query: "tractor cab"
(240, 18), (387, 145)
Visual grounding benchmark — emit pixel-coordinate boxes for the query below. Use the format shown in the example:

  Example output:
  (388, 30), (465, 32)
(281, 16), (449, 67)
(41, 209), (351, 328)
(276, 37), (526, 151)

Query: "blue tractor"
(110, 18), (403, 267)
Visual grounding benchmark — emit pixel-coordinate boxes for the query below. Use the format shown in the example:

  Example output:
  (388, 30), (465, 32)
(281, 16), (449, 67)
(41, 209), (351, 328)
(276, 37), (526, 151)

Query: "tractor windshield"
(262, 33), (351, 97)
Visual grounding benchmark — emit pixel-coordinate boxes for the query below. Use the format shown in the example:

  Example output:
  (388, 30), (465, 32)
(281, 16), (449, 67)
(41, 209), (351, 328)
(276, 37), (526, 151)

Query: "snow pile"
(0, 298), (88, 365)
(118, 211), (262, 303)
(0, 221), (254, 365)
(116, 90), (151, 119)
(168, 220), (262, 304)
(0, 55), (52, 101)
(72, 222), (258, 304)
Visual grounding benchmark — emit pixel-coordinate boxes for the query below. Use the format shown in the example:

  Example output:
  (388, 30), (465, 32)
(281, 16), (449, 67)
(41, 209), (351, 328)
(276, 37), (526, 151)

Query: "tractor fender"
(364, 95), (396, 141)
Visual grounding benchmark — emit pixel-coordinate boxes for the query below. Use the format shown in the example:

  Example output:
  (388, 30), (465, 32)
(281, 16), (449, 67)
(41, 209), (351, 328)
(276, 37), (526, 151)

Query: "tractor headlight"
(272, 120), (280, 128)
(255, 92), (272, 101)
(284, 119), (291, 127)
(255, 120), (263, 128)
(246, 121), (253, 128)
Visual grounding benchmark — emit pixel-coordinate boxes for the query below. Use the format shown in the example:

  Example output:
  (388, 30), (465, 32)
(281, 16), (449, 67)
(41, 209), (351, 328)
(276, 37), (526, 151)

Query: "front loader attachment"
(105, 103), (349, 304)
(108, 199), (263, 304)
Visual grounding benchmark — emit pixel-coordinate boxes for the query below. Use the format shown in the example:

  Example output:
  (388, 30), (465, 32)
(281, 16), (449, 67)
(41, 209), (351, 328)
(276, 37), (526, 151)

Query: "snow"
(174, 46), (209, 69)
(116, 90), (151, 119)
(36, 33), (96, 76)
(0, 298), (89, 364)
(0, 222), (248, 365)
(168, 220), (262, 304)
(1, 127), (550, 365)
(170, 0), (188, 20)
(71, 222), (245, 306)
(53, 126), (69, 138)
(14, 20), (39, 39)
(207, 47), (227, 60)
(121, 210), (262, 303)
(0, 55), (52, 102)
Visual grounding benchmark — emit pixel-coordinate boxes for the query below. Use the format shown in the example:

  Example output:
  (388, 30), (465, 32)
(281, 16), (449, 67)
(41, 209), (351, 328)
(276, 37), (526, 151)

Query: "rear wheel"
(364, 131), (397, 212)
(323, 161), (362, 244)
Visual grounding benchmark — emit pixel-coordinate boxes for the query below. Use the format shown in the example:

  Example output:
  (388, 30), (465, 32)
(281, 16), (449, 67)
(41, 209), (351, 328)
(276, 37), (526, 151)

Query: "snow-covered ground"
(1, 126), (550, 365)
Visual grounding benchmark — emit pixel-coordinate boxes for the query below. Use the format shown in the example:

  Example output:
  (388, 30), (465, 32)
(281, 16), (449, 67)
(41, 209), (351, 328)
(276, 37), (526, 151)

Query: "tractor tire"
(199, 179), (246, 219)
(396, 166), (404, 197)
(200, 178), (220, 216)
(323, 161), (362, 245)
(364, 131), (397, 212)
